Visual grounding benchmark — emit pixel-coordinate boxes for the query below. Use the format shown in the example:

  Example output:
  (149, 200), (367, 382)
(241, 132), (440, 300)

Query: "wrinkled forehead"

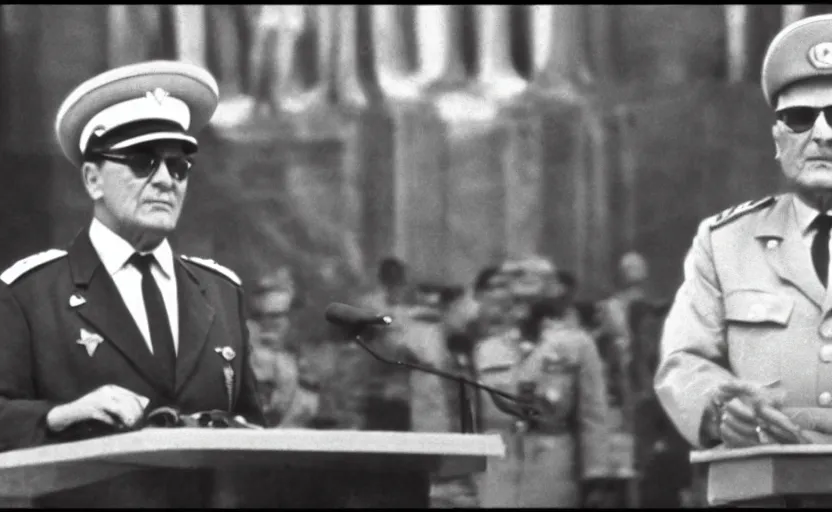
(777, 76), (832, 109)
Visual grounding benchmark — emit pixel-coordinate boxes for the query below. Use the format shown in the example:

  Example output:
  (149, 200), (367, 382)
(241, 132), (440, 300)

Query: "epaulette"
(181, 255), (242, 286)
(0, 249), (68, 285)
(709, 196), (777, 231)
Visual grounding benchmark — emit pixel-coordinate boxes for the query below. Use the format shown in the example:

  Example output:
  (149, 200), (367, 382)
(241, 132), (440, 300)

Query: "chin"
(139, 216), (178, 235)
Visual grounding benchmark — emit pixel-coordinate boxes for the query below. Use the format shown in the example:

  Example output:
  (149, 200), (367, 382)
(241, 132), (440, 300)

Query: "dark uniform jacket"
(0, 228), (264, 507)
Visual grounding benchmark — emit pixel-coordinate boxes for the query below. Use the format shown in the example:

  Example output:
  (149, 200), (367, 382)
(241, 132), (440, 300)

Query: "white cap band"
(78, 89), (191, 154)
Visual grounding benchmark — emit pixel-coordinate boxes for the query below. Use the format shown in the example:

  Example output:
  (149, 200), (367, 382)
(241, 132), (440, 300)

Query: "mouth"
(144, 200), (174, 208)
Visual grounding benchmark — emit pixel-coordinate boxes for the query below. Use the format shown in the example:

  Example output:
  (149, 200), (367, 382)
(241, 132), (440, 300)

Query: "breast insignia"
(181, 255), (242, 286)
(709, 196), (777, 231)
(0, 249), (68, 285)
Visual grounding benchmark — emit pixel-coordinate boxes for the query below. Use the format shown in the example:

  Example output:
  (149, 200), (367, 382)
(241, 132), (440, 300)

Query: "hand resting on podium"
(46, 384), (149, 435)
(712, 380), (832, 446)
(45, 385), (262, 442)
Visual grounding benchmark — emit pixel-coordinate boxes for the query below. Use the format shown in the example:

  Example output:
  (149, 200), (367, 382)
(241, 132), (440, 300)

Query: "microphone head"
(324, 302), (394, 329)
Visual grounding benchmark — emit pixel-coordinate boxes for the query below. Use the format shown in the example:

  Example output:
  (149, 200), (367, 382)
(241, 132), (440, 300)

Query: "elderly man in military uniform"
(655, 14), (832, 507)
(0, 61), (264, 507)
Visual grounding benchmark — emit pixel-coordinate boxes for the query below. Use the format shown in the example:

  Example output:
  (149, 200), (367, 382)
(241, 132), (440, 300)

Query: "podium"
(691, 444), (832, 506)
(0, 428), (504, 507)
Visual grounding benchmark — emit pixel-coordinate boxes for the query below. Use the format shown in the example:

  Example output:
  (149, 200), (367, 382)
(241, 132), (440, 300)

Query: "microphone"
(323, 302), (543, 434)
(324, 303), (393, 329)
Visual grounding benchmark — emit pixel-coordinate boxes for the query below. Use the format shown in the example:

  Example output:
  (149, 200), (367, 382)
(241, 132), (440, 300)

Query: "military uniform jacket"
(655, 193), (832, 448)
(0, 227), (264, 506)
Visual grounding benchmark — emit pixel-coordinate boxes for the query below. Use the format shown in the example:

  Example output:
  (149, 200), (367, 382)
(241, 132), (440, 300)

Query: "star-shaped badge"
(76, 328), (104, 357)
(68, 293), (86, 307)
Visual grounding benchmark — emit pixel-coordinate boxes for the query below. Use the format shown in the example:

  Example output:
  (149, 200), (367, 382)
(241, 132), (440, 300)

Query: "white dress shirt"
(793, 195), (832, 290)
(88, 218), (180, 354)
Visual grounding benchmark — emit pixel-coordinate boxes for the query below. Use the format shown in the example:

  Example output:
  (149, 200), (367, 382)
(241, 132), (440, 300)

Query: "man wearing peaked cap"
(0, 61), (264, 507)
(655, 14), (832, 506)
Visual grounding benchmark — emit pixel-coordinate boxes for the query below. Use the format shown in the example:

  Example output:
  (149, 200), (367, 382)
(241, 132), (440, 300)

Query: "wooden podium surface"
(0, 429), (505, 499)
(691, 444), (832, 506)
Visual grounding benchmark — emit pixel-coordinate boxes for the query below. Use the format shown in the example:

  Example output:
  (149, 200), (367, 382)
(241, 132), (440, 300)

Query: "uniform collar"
(792, 193), (832, 235)
(754, 194), (798, 240)
(88, 217), (174, 278)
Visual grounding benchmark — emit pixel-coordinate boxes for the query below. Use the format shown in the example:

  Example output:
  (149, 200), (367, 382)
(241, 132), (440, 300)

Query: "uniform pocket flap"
(725, 290), (793, 325)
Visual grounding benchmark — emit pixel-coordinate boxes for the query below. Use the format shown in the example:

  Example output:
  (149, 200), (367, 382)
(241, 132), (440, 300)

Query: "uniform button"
(823, 322), (832, 339)
(819, 392), (832, 407)
(821, 345), (832, 363)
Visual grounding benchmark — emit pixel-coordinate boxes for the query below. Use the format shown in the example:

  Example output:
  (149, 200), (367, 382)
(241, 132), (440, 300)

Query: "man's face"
(477, 279), (513, 324)
(83, 140), (191, 241)
(773, 78), (832, 193)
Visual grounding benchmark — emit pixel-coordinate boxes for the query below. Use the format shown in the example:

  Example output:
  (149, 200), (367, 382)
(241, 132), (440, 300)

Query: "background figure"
(354, 257), (413, 431)
(317, 257), (414, 432)
(554, 269), (582, 327)
(473, 261), (611, 508)
(248, 266), (321, 428)
(593, 251), (653, 505)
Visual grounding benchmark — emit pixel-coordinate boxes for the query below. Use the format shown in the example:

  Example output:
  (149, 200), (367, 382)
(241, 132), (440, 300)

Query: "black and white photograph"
(0, 4), (830, 508)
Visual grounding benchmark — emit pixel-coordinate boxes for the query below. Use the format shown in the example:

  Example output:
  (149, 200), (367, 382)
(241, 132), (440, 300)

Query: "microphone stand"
(351, 331), (543, 434)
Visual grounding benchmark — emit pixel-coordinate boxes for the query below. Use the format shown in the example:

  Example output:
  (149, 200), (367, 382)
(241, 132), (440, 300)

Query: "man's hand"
(718, 398), (761, 447)
(716, 380), (805, 447)
(46, 385), (149, 433)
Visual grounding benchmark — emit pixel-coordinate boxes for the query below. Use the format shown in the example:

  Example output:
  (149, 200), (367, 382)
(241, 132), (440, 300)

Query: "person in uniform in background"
(322, 257), (414, 433)
(554, 269), (582, 328)
(594, 251), (653, 505)
(472, 257), (611, 507)
(0, 61), (264, 508)
(248, 266), (321, 428)
(655, 14), (832, 507)
(400, 282), (480, 509)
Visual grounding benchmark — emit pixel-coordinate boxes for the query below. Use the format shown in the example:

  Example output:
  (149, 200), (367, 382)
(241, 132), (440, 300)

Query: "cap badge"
(808, 43), (832, 69)
(147, 88), (170, 105)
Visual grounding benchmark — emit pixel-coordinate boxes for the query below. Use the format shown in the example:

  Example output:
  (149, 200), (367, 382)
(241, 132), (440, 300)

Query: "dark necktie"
(812, 214), (832, 287)
(129, 253), (176, 388)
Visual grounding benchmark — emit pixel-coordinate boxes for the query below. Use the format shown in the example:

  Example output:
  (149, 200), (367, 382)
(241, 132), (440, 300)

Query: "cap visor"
(109, 132), (198, 153)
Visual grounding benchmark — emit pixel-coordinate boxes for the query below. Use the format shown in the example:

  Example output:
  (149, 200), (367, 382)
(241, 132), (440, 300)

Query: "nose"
(812, 111), (832, 145)
(150, 159), (176, 187)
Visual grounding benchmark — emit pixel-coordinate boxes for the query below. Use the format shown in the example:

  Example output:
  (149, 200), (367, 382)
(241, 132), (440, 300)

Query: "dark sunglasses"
(96, 152), (194, 181)
(775, 106), (832, 133)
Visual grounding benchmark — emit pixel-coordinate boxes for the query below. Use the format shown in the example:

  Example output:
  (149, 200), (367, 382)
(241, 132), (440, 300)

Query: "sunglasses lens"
(778, 107), (820, 132)
(165, 157), (192, 181)
(126, 154), (158, 178)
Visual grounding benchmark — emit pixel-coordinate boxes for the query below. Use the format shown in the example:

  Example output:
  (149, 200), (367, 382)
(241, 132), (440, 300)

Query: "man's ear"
(772, 124), (782, 160)
(81, 162), (104, 200)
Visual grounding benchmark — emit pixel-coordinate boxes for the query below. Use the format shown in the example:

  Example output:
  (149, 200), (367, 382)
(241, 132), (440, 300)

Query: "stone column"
(471, 5), (527, 103)
(725, 5), (750, 84)
(332, 5), (369, 111)
(528, 4), (592, 100)
(370, 5), (420, 101)
(781, 4), (806, 28)
(412, 5), (467, 92)
(170, 5), (206, 67)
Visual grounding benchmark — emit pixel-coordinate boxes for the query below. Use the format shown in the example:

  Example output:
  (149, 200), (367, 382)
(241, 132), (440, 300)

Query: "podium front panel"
(691, 444), (832, 506)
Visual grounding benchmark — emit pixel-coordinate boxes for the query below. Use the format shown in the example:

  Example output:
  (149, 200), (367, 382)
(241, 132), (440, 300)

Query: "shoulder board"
(181, 255), (242, 286)
(709, 196), (777, 231)
(0, 249), (68, 285)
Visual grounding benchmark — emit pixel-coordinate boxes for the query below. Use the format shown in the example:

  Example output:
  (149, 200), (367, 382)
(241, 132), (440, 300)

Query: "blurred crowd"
(245, 252), (698, 508)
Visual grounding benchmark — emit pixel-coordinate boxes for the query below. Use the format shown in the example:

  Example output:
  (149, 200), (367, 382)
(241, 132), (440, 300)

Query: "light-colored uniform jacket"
(655, 193), (832, 447)
(474, 322), (610, 507)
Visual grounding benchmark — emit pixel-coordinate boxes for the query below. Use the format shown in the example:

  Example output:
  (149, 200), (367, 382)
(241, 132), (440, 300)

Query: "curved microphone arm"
(352, 333), (543, 424)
